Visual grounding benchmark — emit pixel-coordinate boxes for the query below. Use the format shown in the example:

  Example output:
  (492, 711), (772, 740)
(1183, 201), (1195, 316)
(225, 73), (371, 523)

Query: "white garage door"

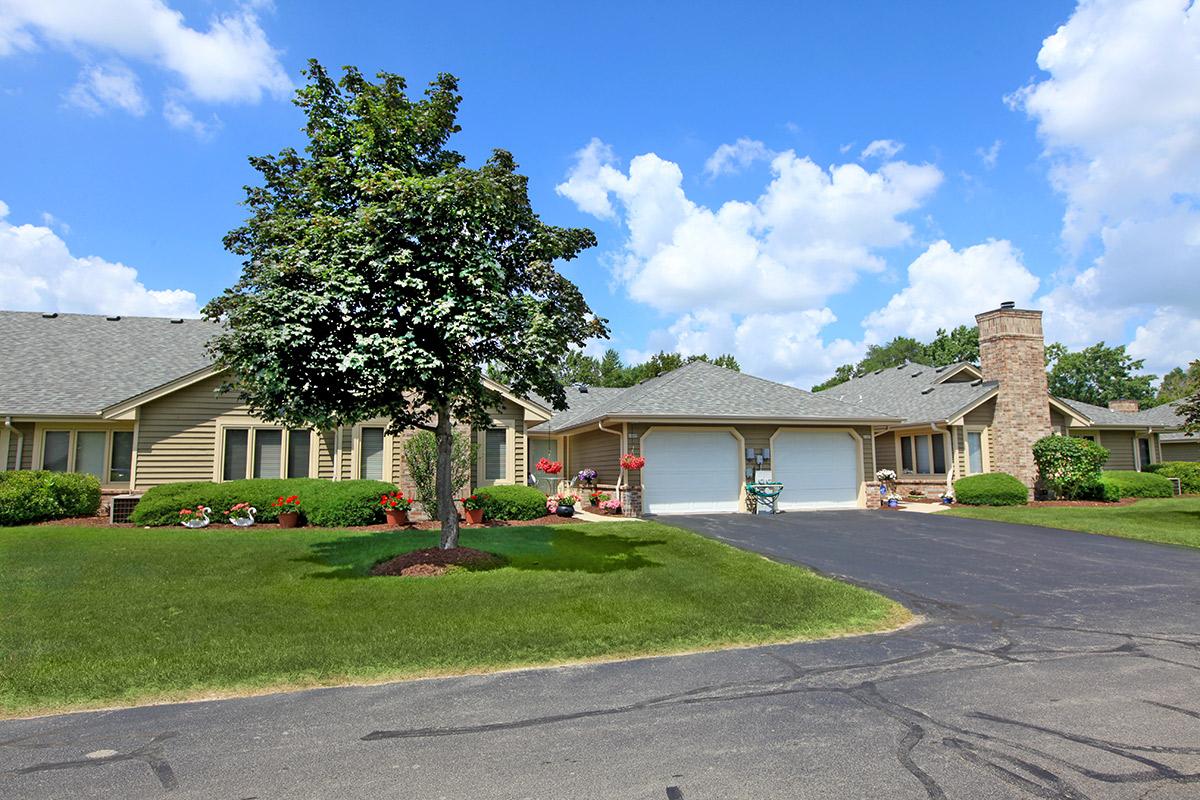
(771, 430), (860, 510)
(641, 430), (741, 514)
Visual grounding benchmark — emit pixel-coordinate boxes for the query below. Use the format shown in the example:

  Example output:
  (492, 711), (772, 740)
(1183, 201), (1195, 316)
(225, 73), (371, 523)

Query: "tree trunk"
(435, 406), (460, 550)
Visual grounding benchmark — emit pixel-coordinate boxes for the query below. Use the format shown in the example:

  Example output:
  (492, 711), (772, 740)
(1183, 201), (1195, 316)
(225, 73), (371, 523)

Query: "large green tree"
(1155, 361), (1200, 406)
(1045, 342), (1156, 408)
(1174, 359), (1200, 432)
(205, 62), (606, 548)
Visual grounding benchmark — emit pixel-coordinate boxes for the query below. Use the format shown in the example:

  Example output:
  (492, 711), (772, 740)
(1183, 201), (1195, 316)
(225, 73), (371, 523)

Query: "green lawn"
(0, 521), (906, 717)
(947, 497), (1200, 548)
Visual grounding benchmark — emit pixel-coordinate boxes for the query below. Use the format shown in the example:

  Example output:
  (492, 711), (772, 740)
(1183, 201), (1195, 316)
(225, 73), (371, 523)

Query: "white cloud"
(977, 139), (1002, 169)
(65, 62), (147, 115)
(0, 201), (199, 317)
(163, 96), (219, 138)
(704, 137), (773, 177)
(1128, 307), (1200, 374)
(863, 240), (1040, 343)
(860, 139), (904, 161)
(558, 139), (943, 316)
(1010, 0), (1200, 367)
(1, 0), (289, 129)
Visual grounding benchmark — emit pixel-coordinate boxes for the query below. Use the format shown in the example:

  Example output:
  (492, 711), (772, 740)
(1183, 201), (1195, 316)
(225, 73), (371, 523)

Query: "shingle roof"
(1162, 431), (1196, 442)
(815, 361), (998, 425)
(1057, 398), (1185, 429)
(531, 361), (899, 433)
(0, 311), (218, 416)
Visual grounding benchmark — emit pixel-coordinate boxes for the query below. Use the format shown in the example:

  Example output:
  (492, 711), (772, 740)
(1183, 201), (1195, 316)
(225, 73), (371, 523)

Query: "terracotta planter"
(464, 508), (484, 525)
(278, 510), (301, 529)
(384, 508), (409, 527)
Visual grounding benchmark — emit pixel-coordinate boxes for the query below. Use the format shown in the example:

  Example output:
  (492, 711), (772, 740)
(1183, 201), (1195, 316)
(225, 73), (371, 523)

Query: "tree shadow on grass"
(301, 525), (669, 579)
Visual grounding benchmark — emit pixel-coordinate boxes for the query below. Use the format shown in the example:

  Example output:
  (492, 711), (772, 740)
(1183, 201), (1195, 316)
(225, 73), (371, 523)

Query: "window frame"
(964, 427), (987, 475)
(354, 425), (388, 482)
(1137, 436), (1153, 471)
(215, 423), (317, 482)
(897, 432), (951, 476)
(35, 427), (135, 487)
(476, 423), (516, 486)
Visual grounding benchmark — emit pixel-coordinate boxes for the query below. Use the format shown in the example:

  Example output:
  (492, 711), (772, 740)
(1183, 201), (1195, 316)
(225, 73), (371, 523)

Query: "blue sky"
(2, 0), (1197, 388)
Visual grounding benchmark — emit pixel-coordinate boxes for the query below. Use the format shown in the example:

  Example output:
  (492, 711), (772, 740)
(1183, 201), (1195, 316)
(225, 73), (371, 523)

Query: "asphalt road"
(3, 511), (1200, 799)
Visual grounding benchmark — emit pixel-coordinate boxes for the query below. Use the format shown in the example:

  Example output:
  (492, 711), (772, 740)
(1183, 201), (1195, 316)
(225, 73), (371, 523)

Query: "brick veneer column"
(975, 306), (1052, 492)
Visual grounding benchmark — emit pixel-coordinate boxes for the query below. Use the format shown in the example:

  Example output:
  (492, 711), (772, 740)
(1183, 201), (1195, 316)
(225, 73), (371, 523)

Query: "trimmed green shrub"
(474, 484), (547, 520)
(0, 471), (102, 526)
(953, 473), (1029, 506)
(1145, 462), (1200, 494)
(402, 430), (476, 518)
(1097, 470), (1174, 499)
(128, 478), (397, 527)
(1032, 435), (1109, 499)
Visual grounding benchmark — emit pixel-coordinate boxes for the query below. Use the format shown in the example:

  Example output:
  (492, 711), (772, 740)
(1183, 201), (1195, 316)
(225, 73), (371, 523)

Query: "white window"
(42, 431), (70, 473)
(899, 433), (947, 475)
(484, 428), (507, 481)
(359, 427), (385, 481)
(967, 431), (984, 474)
(223, 429), (249, 481)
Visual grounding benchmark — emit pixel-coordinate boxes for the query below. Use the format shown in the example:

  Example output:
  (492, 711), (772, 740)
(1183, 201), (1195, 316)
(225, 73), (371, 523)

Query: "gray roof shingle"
(531, 361), (899, 433)
(1058, 398), (1185, 429)
(0, 311), (218, 416)
(815, 361), (997, 425)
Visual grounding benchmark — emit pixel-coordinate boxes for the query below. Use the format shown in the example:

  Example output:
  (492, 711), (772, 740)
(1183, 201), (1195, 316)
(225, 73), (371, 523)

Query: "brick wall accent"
(865, 482), (882, 509)
(975, 307), (1052, 491)
(621, 487), (642, 517)
(1107, 399), (1140, 413)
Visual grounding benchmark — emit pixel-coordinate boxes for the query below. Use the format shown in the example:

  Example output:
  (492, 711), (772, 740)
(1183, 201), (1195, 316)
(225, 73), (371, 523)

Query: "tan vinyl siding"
(317, 430), (337, 479)
(567, 427), (621, 485)
(962, 398), (996, 426)
(1097, 430), (1136, 471)
(1163, 439), (1200, 461)
(136, 374), (248, 486)
(6, 422), (34, 470)
(875, 431), (897, 472)
(1049, 408), (1069, 433)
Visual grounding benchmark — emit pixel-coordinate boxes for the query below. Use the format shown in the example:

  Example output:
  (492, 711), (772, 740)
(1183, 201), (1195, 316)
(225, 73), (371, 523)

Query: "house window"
(900, 433), (946, 475)
(1138, 437), (1152, 470)
(74, 431), (107, 479)
(359, 427), (385, 480)
(223, 429), (249, 481)
(484, 428), (507, 481)
(253, 429), (283, 479)
(1074, 434), (1096, 442)
(110, 431), (134, 483)
(967, 431), (984, 474)
(287, 430), (311, 478)
(43, 431), (70, 473)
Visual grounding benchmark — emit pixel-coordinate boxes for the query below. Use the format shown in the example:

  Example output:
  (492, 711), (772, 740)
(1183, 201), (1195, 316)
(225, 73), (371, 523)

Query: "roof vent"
(935, 365), (947, 372)
(896, 363), (907, 370)
(169, 318), (184, 324)
(41, 312), (58, 319)
(1000, 300), (1016, 310)
(873, 369), (883, 375)
(911, 371), (923, 378)
(970, 378), (983, 386)
(106, 315), (122, 321)
(576, 384), (589, 394)
(921, 387), (935, 395)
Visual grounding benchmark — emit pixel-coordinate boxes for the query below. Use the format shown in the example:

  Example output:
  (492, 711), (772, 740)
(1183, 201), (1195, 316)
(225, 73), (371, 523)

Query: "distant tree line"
(491, 348), (740, 390)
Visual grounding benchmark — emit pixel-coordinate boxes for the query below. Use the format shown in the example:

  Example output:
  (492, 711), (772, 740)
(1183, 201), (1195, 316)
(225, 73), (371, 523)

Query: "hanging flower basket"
(619, 453), (645, 471)
(535, 457), (563, 475)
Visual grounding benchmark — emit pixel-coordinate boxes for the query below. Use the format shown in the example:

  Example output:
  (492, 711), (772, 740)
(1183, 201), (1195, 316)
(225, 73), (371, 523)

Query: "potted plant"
(577, 468), (597, 488)
(224, 503), (256, 527)
(179, 506), (211, 528)
(380, 491), (413, 526)
(589, 490), (609, 507)
(272, 495), (302, 528)
(536, 457), (563, 476)
(551, 493), (578, 518)
(460, 494), (485, 524)
(940, 492), (954, 505)
(599, 498), (622, 516)
(619, 453), (645, 471)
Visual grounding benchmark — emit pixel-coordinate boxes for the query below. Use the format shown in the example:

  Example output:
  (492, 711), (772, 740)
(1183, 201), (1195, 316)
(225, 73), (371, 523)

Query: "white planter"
(180, 506), (211, 528)
(229, 507), (257, 527)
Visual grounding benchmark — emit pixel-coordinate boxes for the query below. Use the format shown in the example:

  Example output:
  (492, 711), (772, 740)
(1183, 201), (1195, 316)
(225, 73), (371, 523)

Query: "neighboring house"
(1161, 432), (1200, 462)
(1, 304), (1185, 517)
(815, 303), (1183, 497)
(0, 312), (549, 505)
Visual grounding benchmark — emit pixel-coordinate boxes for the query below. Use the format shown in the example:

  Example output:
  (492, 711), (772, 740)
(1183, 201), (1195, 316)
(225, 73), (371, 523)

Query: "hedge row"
(473, 484), (548, 521)
(128, 478), (397, 527)
(0, 471), (102, 526)
(953, 473), (1028, 506)
(1096, 470), (1174, 499)
(1145, 462), (1200, 494)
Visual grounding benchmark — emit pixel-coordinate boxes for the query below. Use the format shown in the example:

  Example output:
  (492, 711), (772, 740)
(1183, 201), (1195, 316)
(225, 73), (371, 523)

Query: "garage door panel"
(642, 430), (741, 514)
(772, 430), (859, 509)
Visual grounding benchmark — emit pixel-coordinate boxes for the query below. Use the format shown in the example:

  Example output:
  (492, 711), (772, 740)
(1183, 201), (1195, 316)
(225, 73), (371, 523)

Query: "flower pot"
(464, 508), (484, 525)
(384, 509), (409, 527)
(887, 498), (899, 508)
(278, 510), (301, 529)
(556, 505), (575, 518)
(230, 517), (255, 527)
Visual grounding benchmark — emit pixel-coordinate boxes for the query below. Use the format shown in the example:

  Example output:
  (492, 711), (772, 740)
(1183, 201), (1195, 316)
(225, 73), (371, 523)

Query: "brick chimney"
(975, 301), (1052, 490)
(1108, 399), (1140, 413)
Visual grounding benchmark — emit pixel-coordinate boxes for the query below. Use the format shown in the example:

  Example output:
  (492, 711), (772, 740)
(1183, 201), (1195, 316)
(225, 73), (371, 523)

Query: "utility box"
(109, 494), (142, 524)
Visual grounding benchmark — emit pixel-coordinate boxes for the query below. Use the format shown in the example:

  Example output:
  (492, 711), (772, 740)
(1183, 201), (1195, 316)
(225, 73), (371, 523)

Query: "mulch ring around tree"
(370, 546), (506, 578)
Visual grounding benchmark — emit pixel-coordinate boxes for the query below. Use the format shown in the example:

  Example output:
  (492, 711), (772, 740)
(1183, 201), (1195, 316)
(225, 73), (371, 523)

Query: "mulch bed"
(370, 546), (505, 577)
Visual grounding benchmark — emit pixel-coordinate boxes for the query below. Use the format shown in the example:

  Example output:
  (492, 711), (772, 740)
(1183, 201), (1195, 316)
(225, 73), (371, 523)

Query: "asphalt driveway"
(3, 512), (1200, 799)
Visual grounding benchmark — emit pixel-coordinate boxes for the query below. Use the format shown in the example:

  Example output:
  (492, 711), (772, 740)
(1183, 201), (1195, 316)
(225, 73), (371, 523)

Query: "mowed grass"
(0, 521), (906, 717)
(947, 497), (1200, 548)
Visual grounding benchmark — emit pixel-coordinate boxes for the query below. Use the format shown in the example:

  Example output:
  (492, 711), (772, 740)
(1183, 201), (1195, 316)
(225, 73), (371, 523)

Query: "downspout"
(598, 420), (623, 504)
(932, 422), (953, 496)
(4, 417), (23, 472)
